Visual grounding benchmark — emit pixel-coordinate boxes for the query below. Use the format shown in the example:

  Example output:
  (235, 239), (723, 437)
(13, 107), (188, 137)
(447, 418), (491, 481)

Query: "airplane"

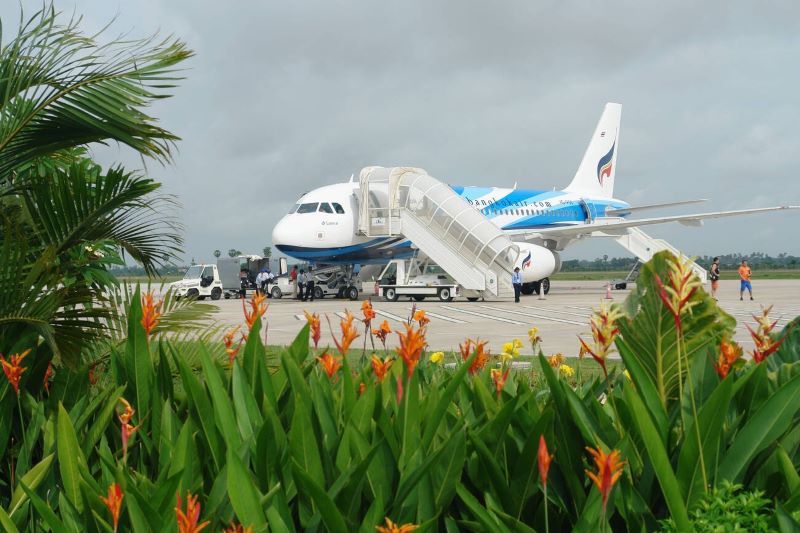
(271, 103), (798, 295)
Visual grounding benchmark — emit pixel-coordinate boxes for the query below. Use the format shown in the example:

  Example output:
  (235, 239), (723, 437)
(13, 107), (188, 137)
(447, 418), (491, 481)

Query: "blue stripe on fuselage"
(275, 238), (414, 264)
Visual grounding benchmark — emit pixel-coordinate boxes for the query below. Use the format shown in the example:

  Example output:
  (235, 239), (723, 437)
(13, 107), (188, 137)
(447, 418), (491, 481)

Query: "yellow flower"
(429, 351), (444, 364)
(528, 327), (541, 350)
(623, 369), (631, 381)
(501, 352), (514, 363)
(558, 364), (575, 378)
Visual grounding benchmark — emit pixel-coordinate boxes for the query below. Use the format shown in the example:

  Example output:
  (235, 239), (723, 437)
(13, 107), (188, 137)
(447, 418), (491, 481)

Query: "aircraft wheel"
(532, 281), (541, 295)
(346, 286), (359, 301)
(541, 277), (551, 295)
(313, 286), (324, 300)
(271, 286), (282, 299)
(383, 288), (399, 302)
(520, 283), (535, 295)
(210, 287), (222, 300)
(437, 287), (452, 302)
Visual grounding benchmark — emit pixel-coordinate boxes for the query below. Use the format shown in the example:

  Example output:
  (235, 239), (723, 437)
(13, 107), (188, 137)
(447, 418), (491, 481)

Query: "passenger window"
(332, 203), (345, 214)
(297, 203), (319, 214)
(319, 203), (333, 213)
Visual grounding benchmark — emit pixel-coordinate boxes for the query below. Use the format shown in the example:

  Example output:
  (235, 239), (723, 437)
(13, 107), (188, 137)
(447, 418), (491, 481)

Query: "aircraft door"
(578, 199), (595, 224)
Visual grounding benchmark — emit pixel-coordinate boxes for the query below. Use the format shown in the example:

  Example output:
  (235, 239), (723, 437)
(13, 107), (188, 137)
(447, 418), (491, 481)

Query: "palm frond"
(0, 5), (193, 183)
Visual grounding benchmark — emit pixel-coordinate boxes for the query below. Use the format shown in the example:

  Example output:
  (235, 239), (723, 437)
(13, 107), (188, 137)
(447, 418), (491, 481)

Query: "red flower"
(585, 446), (626, 513)
(578, 302), (624, 378)
(43, 362), (54, 394)
(100, 483), (124, 533)
(653, 254), (702, 334)
(538, 435), (553, 489)
(118, 398), (141, 456)
(140, 291), (163, 338)
(491, 368), (509, 398)
(747, 305), (788, 363)
(357, 382), (366, 395)
(175, 491), (210, 533)
(0, 348), (31, 396)
(223, 525), (253, 533)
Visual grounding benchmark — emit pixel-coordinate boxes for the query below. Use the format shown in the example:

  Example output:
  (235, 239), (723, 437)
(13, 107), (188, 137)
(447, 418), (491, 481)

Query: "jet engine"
(514, 242), (561, 284)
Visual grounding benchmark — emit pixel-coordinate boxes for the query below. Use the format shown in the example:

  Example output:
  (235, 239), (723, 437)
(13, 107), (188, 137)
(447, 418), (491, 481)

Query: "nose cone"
(271, 215), (296, 255)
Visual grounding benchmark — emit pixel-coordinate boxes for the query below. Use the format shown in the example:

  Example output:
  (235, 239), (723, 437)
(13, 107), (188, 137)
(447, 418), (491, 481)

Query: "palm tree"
(213, 249), (222, 258)
(228, 249), (239, 258)
(0, 5), (192, 366)
(262, 246), (271, 259)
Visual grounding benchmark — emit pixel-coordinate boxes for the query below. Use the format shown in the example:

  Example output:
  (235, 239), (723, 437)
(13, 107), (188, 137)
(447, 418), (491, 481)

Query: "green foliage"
(660, 482), (774, 533)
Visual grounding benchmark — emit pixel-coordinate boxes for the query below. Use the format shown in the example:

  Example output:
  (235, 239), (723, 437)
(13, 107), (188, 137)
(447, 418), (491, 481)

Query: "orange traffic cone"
(605, 283), (613, 299)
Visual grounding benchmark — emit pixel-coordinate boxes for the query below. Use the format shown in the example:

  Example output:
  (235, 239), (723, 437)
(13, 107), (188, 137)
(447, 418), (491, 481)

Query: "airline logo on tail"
(597, 141), (615, 185)
(521, 252), (532, 270)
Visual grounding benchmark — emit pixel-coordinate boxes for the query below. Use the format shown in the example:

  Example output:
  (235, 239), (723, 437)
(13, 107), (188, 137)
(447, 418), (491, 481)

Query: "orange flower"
(331, 311), (359, 357)
(223, 525), (252, 533)
(223, 326), (243, 367)
(371, 354), (394, 383)
(304, 311), (321, 348)
(413, 309), (430, 328)
(375, 517), (418, 533)
(43, 362), (54, 394)
(491, 368), (509, 398)
(462, 339), (489, 375)
(317, 352), (342, 380)
(242, 291), (268, 330)
(140, 291), (163, 338)
(175, 491), (210, 533)
(362, 300), (376, 324)
(118, 398), (141, 456)
(547, 353), (565, 368)
(579, 301), (624, 378)
(372, 320), (392, 349)
(395, 323), (427, 379)
(747, 305), (788, 363)
(88, 362), (99, 385)
(0, 348), (31, 396)
(714, 338), (742, 379)
(358, 382), (366, 395)
(100, 483), (124, 533)
(585, 446), (626, 512)
(538, 435), (553, 489)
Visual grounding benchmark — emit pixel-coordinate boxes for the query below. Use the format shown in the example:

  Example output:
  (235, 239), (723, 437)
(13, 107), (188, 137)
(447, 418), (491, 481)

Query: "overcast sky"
(4, 1), (800, 263)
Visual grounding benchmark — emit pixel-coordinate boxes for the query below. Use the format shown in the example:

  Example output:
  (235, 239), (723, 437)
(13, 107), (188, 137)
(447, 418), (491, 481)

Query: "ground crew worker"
(298, 269), (306, 301)
(739, 259), (753, 301)
(306, 266), (315, 301)
(512, 267), (522, 303)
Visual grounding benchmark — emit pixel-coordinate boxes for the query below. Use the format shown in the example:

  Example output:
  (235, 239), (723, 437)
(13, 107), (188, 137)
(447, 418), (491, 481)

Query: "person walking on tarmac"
(306, 266), (316, 301)
(512, 267), (523, 303)
(739, 259), (754, 301)
(709, 257), (720, 300)
(298, 269), (307, 302)
(255, 269), (268, 296)
(290, 265), (298, 299)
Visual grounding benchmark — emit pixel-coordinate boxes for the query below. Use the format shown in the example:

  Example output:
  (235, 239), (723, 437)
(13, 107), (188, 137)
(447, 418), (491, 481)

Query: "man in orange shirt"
(738, 259), (753, 301)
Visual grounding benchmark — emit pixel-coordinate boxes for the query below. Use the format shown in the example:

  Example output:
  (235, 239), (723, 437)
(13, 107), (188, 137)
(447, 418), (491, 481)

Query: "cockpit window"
(288, 204), (299, 214)
(332, 202), (345, 214)
(297, 202), (319, 214)
(319, 203), (333, 213)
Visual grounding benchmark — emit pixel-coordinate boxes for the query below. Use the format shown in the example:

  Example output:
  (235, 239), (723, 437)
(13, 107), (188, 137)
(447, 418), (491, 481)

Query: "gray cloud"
(3, 0), (799, 263)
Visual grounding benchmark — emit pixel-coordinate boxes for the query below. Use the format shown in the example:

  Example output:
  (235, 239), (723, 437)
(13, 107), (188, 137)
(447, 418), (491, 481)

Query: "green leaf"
(719, 370), (800, 481)
(292, 461), (349, 533)
(8, 453), (54, 516)
(199, 346), (242, 452)
(676, 374), (734, 509)
(0, 505), (19, 533)
(455, 485), (513, 533)
(227, 448), (267, 530)
(19, 482), (69, 533)
(83, 385), (127, 457)
(57, 403), (86, 512)
(617, 336), (669, 441)
(624, 385), (691, 531)
(421, 351), (474, 451)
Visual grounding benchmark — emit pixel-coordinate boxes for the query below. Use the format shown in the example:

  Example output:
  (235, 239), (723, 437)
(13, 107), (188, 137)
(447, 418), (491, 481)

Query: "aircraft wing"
(514, 205), (800, 242)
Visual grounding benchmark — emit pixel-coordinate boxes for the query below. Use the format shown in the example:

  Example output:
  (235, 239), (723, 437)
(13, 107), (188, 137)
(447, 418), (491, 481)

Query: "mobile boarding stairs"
(356, 166), (519, 299)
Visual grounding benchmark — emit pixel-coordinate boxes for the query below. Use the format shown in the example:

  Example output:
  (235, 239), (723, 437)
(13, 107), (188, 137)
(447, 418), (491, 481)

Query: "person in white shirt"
(511, 267), (522, 303)
(298, 269), (307, 301)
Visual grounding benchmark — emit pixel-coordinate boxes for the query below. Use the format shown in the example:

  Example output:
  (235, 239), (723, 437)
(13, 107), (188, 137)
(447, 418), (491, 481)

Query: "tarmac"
(202, 279), (800, 358)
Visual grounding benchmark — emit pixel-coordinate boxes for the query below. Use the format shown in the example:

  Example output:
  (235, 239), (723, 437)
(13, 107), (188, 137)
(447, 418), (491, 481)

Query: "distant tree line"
(561, 252), (800, 272)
